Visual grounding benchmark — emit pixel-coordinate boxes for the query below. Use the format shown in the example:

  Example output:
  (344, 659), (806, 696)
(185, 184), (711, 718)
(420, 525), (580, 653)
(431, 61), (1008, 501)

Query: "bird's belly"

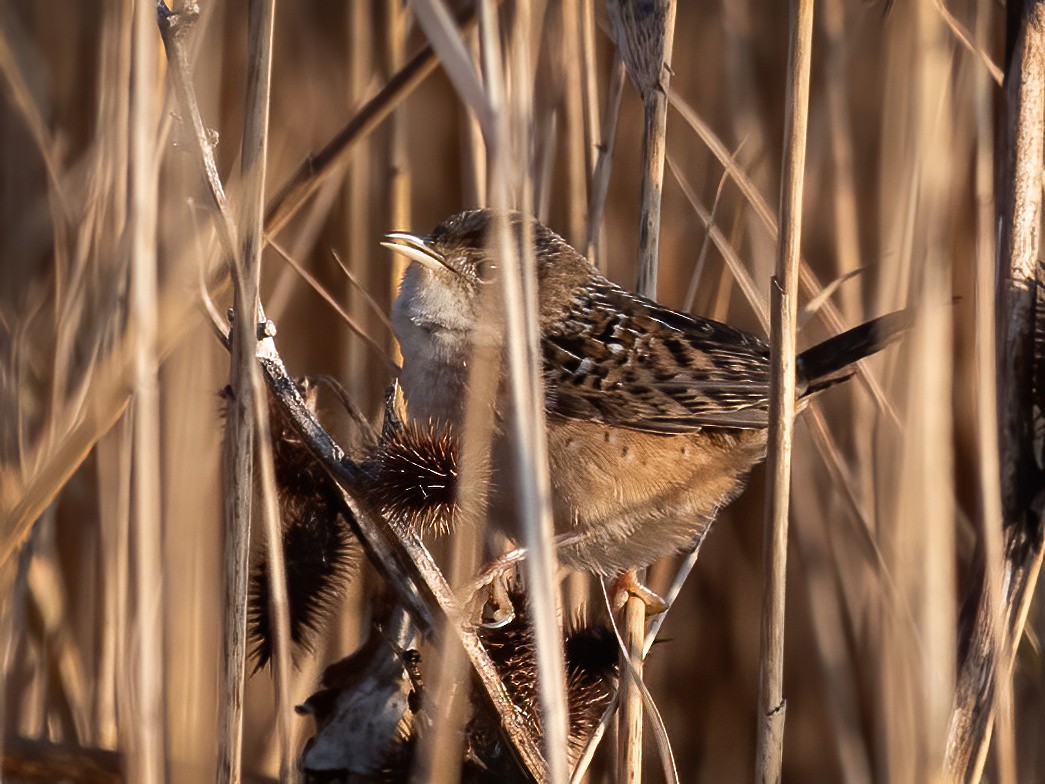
(544, 417), (768, 573)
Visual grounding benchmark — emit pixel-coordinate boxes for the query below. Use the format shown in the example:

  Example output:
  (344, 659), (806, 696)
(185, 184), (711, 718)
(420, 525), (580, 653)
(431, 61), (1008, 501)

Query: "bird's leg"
(481, 572), (515, 629)
(611, 569), (668, 615)
(464, 547), (528, 627)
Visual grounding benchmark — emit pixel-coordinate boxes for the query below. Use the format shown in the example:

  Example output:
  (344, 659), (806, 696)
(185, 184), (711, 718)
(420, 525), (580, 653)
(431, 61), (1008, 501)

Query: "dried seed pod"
(248, 383), (359, 671)
(296, 587), (617, 782)
(467, 590), (618, 775)
(606, 0), (675, 97)
(361, 418), (463, 536)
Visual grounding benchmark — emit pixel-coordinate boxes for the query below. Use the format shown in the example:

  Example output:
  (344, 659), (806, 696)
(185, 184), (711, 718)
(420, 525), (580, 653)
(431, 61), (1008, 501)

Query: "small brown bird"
(384, 210), (906, 576)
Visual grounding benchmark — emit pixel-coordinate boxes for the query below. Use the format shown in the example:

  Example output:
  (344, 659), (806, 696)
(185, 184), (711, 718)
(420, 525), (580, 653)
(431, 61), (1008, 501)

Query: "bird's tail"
(797, 310), (911, 396)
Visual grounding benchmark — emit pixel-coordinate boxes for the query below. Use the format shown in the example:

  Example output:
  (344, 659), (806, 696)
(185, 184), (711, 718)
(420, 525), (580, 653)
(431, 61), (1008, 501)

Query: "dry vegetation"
(0, 1), (1043, 782)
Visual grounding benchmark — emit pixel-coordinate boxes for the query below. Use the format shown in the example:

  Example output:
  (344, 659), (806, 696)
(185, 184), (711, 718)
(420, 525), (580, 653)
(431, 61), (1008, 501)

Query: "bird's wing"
(542, 283), (773, 433)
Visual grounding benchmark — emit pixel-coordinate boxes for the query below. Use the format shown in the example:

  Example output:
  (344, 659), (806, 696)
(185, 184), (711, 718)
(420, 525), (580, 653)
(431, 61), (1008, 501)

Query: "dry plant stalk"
(606, 0), (677, 299)
(605, 5), (677, 780)
(8, 2), (1045, 781)
(127, 1), (165, 781)
(238, 1), (294, 781)
(756, 2), (814, 782)
(481, 2), (572, 780)
(946, 2), (1045, 780)
(586, 55), (625, 268)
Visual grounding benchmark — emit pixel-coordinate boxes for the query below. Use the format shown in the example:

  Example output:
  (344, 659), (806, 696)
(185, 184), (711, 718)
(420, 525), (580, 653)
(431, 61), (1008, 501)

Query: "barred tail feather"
(797, 310), (911, 395)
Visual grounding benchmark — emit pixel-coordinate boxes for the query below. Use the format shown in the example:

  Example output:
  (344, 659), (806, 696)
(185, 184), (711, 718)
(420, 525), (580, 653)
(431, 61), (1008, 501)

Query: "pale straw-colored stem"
(128, 0), (165, 781)
(755, 1), (814, 781)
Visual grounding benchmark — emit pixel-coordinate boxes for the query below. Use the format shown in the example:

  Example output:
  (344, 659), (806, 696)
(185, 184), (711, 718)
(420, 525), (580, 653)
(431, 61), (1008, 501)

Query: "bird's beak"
(381, 232), (452, 274)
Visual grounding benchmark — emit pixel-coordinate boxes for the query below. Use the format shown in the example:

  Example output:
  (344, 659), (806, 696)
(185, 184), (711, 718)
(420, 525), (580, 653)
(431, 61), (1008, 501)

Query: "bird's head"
(384, 209), (591, 340)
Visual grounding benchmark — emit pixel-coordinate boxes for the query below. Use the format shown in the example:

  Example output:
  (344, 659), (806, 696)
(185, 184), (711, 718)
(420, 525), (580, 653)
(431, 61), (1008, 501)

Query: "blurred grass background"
(0, 0), (1040, 781)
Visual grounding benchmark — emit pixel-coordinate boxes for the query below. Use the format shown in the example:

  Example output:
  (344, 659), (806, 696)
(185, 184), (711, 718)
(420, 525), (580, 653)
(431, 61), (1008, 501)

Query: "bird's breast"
(392, 309), (471, 425)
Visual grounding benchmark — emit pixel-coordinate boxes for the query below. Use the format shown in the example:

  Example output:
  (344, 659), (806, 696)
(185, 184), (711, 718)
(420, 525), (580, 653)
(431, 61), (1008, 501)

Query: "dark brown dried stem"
(945, 2), (1045, 779)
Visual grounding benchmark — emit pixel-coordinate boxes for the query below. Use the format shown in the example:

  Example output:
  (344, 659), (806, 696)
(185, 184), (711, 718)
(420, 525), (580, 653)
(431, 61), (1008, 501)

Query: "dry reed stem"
(158, 1), (286, 778)
(216, 105), (255, 784)
(344, 0), (373, 411)
(618, 581), (645, 784)
(387, 0), (412, 365)
(579, 0), (600, 178)
(606, 5), (677, 778)
(239, 1), (294, 781)
(128, 0), (165, 780)
(755, 1), (813, 782)
(561, 0), (589, 246)
(481, 1), (571, 778)
(967, 2), (1014, 779)
(946, 2), (1045, 779)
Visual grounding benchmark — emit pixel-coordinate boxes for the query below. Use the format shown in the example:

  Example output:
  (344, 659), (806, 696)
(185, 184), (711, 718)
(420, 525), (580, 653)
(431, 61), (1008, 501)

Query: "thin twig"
(266, 241), (396, 369)
(755, 2), (814, 782)
(264, 5), (480, 239)
(586, 55), (625, 268)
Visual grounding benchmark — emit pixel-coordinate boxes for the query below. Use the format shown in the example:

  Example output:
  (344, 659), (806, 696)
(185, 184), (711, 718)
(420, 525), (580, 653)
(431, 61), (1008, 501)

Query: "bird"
(383, 209), (907, 577)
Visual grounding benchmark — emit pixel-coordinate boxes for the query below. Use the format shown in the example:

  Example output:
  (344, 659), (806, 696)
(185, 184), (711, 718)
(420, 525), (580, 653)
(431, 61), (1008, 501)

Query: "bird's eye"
(474, 259), (497, 283)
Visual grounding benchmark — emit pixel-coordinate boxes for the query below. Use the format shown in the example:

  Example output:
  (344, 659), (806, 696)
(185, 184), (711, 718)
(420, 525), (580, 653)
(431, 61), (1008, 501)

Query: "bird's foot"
(611, 570), (668, 615)
(466, 548), (528, 628)
(480, 572), (515, 629)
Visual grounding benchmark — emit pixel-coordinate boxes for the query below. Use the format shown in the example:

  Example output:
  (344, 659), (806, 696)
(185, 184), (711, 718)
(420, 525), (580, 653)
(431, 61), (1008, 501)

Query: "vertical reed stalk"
(215, 0), (275, 776)
(755, 2), (813, 782)
(128, 0), (165, 781)
(606, 4), (678, 779)
(240, 1), (293, 781)
(482, 1), (571, 779)
(619, 586), (645, 784)
(634, 3), (676, 299)
(346, 1), (373, 406)
(968, 3), (1014, 775)
(388, 0), (411, 363)
(946, 2), (1045, 779)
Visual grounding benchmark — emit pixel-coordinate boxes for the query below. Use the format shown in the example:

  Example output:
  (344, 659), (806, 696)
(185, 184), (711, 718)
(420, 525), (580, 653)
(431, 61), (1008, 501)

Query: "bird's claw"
(612, 571), (668, 615)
